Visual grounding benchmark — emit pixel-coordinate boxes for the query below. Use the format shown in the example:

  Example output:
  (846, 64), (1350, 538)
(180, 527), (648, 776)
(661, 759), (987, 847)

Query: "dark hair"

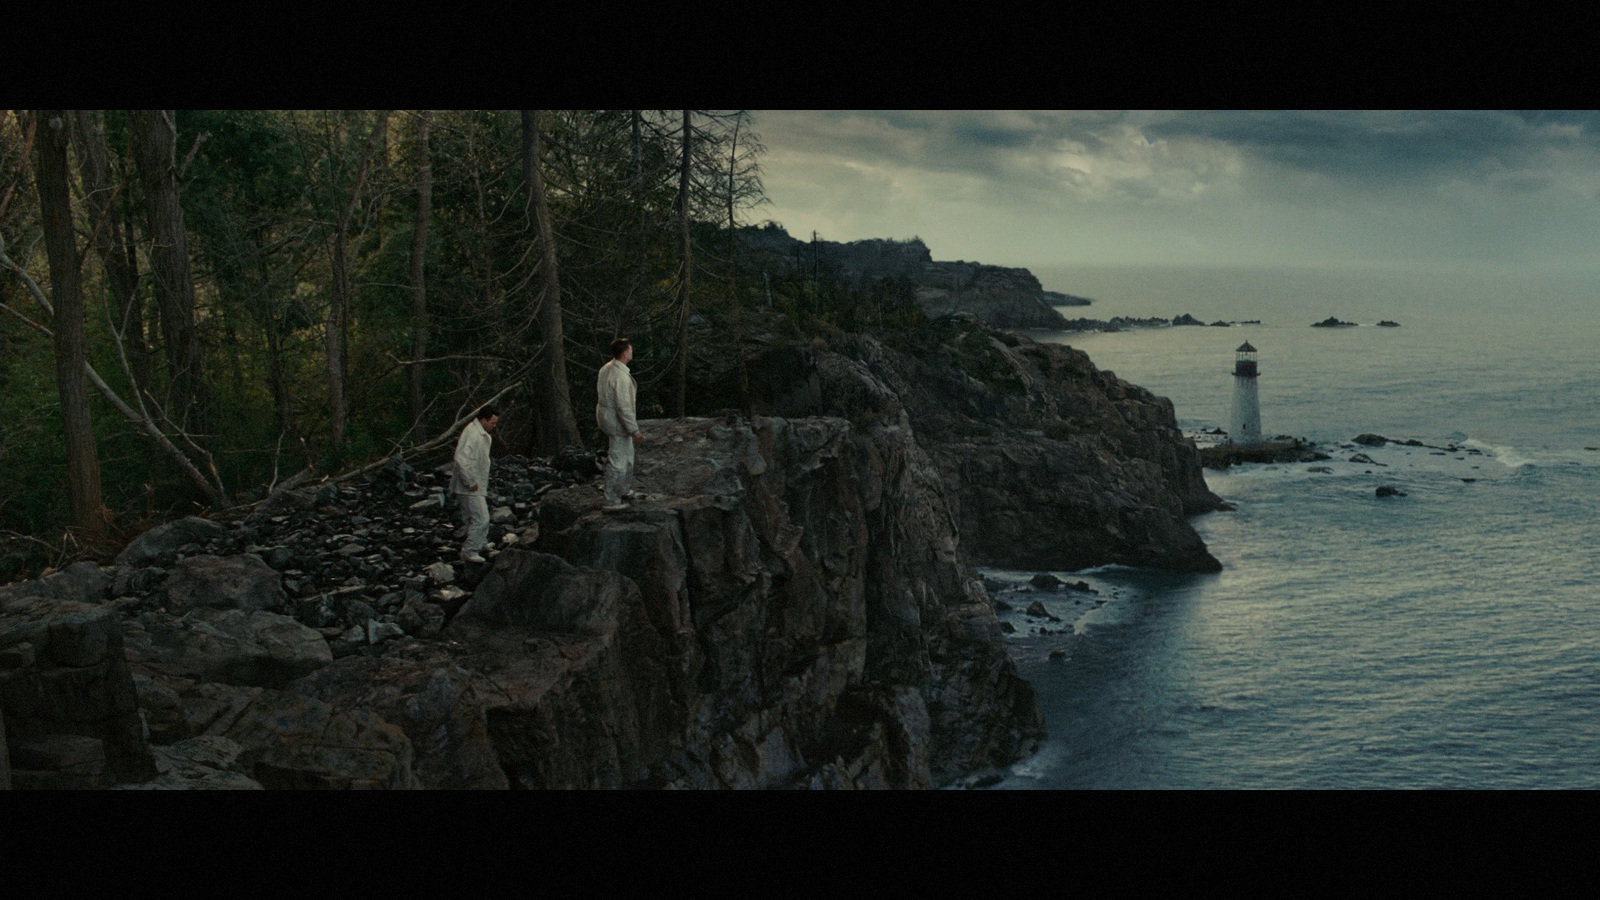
(609, 337), (632, 359)
(476, 406), (500, 420)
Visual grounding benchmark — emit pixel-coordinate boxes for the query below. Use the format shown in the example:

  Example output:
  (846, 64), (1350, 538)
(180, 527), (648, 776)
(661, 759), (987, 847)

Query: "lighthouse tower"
(1229, 341), (1262, 446)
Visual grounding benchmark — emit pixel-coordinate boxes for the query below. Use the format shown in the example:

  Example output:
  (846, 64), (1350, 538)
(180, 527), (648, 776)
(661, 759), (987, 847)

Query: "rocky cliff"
(739, 322), (1227, 572)
(0, 413), (1041, 789)
(741, 226), (1084, 329)
(2, 309), (1228, 789)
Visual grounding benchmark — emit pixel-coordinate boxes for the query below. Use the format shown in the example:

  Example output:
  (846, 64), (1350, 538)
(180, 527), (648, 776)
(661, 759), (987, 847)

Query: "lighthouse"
(1229, 341), (1262, 446)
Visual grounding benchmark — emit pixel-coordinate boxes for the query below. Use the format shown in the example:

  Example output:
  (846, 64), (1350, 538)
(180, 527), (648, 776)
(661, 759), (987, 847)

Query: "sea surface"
(986, 265), (1600, 789)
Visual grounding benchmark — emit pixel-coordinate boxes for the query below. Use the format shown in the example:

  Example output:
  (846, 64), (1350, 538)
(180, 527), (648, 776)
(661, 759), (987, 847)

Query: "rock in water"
(1376, 485), (1407, 497)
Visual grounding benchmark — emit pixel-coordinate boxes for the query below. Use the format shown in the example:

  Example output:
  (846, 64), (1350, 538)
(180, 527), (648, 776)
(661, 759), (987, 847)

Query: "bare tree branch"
(1, 231), (226, 506)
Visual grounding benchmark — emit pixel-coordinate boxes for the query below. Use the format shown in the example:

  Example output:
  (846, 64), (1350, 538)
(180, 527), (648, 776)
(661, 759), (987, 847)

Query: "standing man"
(452, 406), (499, 564)
(596, 338), (643, 511)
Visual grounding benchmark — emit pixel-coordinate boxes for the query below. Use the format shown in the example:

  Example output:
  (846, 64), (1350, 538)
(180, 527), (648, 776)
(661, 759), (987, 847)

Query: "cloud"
(753, 111), (1600, 269)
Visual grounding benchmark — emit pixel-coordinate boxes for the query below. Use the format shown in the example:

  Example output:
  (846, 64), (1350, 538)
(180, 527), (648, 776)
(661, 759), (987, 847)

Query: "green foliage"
(1, 109), (789, 556)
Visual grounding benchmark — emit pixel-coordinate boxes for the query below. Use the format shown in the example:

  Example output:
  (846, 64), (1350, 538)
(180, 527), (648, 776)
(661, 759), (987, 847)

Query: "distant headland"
(739, 224), (1086, 330)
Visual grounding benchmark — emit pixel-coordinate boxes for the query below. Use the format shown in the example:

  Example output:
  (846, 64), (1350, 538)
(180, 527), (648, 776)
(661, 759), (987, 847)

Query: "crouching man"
(452, 406), (500, 564)
(596, 338), (643, 511)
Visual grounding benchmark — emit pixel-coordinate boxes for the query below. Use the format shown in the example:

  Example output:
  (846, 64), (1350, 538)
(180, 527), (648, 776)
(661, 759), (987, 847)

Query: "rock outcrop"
(526, 415), (1043, 787)
(752, 327), (1226, 572)
(0, 591), (155, 787)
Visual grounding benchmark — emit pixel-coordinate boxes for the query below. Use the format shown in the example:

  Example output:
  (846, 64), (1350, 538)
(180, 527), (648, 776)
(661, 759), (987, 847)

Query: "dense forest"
(0, 110), (929, 582)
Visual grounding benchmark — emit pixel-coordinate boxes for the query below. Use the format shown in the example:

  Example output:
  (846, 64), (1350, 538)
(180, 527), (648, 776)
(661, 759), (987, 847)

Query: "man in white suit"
(452, 406), (499, 563)
(596, 338), (643, 511)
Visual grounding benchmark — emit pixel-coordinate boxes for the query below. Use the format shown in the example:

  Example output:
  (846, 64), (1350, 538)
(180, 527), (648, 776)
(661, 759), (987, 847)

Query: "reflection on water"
(991, 266), (1600, 788)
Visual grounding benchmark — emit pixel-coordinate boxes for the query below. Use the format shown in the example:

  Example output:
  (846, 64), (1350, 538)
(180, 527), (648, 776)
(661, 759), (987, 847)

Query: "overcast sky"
(753, 110), (1600, 272)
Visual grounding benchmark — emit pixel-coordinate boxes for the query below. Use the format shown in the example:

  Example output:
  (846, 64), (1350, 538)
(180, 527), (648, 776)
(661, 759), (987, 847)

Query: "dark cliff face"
(757, 326), (1227, 573)
(528, 415), (1043, 787)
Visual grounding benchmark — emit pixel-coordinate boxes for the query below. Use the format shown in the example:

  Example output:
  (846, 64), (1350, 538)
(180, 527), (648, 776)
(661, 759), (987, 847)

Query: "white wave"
(1005, 742), (1066, 782)
(1462, 439), (1538, 469)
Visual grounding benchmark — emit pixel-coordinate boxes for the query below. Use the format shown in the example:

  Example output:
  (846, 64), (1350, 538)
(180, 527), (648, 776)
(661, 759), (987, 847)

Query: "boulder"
(1376, 485), (1407, 497)
(164, 555), (285, 612)
(456, 550), (627, 635)
(8, 734), (108, 789)
(1353, 433), (1388, 446)
(1029, 573), (1062, 590)
(117, 736), (263, 790)
(122, 608), (332, 689)
(288, 592), (378, 632)
(175, 681), (420, 789)
(291, 652), (507, 790)
(116, 517), (231, 566)
(396, 595), (446, 639)
(0, 561), (111, 606)
(131, 672), (192, 745)
(0, 594), (155, 783)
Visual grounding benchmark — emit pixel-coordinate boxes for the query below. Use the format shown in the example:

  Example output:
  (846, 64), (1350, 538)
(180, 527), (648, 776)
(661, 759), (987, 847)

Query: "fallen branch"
(330, 382), (519, 485)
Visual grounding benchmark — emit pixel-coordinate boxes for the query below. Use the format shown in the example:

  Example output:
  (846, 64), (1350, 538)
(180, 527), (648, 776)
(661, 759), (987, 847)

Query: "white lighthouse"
(1229, 341), (1262, 446)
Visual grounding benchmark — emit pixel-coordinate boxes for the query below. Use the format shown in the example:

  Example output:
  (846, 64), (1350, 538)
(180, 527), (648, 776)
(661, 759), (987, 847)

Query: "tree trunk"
(34, 111), (105, 540)
(72, 110), (150, 395)
(726, 119), (751, 416)
(326, 111), (389, 455)
(131, 109), (206, 434)
(408, 110), (432, 432)
(522, 110), (582, 453)
(257, 240), (293, 439)
(674, 109), (692, 419)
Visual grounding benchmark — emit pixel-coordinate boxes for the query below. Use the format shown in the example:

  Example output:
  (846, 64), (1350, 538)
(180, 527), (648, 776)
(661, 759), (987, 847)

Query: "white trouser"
(457, 492), (489, 557)
(604, 433), (635, 505)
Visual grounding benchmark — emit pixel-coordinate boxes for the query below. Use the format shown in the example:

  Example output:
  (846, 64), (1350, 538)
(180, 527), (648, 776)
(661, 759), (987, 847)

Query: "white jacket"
(596, 359), (639, 437)
(451, 418), (492, 494)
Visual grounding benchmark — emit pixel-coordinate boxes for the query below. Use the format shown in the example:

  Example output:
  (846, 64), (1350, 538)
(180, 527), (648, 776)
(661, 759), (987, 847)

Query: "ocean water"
(988, 265), (1600, 788)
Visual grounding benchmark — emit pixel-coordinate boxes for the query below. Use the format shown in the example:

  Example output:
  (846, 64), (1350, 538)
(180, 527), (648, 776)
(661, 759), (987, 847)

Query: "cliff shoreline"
(2, 314), (1225, 789)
